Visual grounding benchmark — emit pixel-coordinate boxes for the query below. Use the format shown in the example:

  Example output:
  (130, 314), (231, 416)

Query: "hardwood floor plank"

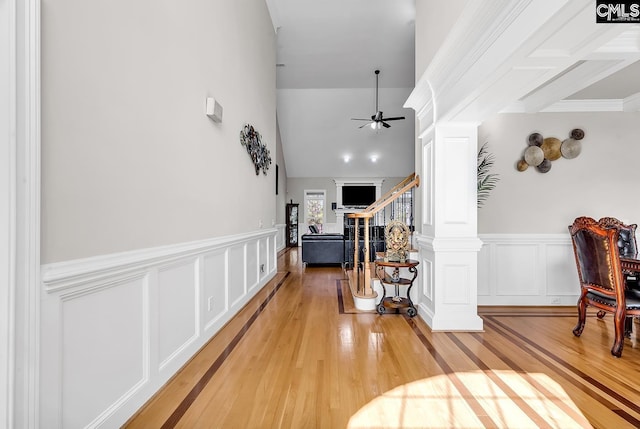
(125, 248), (640, 429)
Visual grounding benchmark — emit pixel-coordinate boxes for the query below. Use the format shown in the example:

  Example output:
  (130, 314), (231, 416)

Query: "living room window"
(304, 190), (325, 233)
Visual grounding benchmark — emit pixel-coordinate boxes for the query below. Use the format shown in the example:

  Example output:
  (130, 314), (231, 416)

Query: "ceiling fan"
(351, 69), (405, 129)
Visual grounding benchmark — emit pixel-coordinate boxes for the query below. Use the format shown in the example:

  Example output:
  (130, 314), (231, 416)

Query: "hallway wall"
(38, 1), (278, 427)
(41, 0), (277, 264)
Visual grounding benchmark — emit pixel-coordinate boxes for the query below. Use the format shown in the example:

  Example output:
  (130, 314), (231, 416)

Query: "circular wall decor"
(536, 158), (552, 173)
(516, 159), (529, 171)
(528, 132), (543, 146)
(524, 146), (544, 166)
(561, 138), (581, 159)
(570, 128), (585, 140)
(541, 137), (562, 161)
(517, 128), (585, 173)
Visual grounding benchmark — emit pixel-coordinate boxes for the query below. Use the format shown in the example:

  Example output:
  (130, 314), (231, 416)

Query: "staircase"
(345, 173), (420, 310)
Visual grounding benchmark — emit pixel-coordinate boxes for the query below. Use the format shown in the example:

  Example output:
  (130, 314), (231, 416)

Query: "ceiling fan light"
(370, 122), (377, 130)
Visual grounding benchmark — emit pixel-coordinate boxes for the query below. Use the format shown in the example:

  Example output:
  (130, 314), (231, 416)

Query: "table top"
(375, 259), (419, 268)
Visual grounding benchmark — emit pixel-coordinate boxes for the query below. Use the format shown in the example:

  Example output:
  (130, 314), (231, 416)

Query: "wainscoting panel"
(276, 224), (286, 252)
(228, 244), (247, 308)
(247, 240), (259, 291)
(422, 258), (433, 301)
(60, 276), (147, 429)
(268, 235), (276, 273)
(203, 250), (228, 328)
(495, 244), (539, 296)
(546, 243), (579, 297)
(157, 259), (198, 371)
(478, 234), (579, 305)
(259, 236), (269, 282)
(40, 229), (277, 429)
(443, 264), (470, 305)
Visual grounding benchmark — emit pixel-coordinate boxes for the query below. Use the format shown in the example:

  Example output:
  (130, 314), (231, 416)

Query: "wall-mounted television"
(342, 185), (376, 207)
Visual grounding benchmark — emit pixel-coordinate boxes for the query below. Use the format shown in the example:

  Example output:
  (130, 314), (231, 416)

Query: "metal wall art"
(240, 124), (272, 175)
(517, 128), (585, 173)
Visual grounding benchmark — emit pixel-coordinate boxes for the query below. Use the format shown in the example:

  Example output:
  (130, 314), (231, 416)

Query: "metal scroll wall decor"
(517, 128), (584, 173)
(240, 123), (272, 175)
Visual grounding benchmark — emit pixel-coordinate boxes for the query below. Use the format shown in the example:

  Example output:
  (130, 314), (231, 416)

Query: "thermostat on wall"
(206, 97), (223, 122)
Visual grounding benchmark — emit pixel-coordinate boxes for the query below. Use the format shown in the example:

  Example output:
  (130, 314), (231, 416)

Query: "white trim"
(417, 235), (483, 252)
(624, 92), (640, 112)
(1, 0), (17, 425)
(41, 229), (277, 292)
(8, 0), (41, 426)
(264, 0), (281, 33)
(503, 99), (624, 113)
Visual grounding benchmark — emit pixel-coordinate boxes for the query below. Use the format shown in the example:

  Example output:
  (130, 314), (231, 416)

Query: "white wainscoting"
(478, 234), (579, 306)
(40, 229), (277, 428)
(276, 223), (286, 251)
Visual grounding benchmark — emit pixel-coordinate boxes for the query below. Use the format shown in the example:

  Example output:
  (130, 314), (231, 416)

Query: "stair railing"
(346, 173), (420, 298)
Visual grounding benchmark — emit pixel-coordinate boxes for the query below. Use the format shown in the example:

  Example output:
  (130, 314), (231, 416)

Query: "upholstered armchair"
(569, 216), (640, 357)
(598, 217), (637, 258)
(596, 218), (640, 334)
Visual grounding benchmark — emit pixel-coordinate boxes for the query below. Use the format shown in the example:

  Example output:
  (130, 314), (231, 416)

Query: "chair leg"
(625, 316), (633, 338)
(573, 298), (587, 337)
(611, 310), (626, 357)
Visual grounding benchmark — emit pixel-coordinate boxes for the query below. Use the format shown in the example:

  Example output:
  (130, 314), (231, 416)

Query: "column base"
(419, 303), (484, 331)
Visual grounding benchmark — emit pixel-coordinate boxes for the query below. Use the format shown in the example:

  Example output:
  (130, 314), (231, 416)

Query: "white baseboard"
(39, 229), (277, 428)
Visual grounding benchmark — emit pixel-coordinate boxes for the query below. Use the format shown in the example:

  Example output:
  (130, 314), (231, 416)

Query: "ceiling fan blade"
(351, 118), (371, 121)
(382, 122), (391, 128)
(359, 122), (373, 129)
(382, 116), (405, 121)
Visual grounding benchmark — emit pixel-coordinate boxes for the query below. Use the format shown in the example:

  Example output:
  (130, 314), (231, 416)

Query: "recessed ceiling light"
(370, 156), (378, 163)
(343, 155), (351, 163)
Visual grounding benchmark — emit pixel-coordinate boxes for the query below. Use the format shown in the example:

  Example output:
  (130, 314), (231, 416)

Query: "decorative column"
(415, 123), (483, 331)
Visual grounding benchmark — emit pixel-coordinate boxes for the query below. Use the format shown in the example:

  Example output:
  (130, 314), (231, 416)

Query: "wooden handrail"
(346, 173), (420, 220)
(365, 173), (416, 213)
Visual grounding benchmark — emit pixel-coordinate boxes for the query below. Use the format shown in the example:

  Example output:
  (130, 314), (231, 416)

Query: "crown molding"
(624, 92), (640, 112)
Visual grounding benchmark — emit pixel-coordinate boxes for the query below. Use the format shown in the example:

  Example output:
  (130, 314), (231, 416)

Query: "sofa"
(301, 233), (345, 265)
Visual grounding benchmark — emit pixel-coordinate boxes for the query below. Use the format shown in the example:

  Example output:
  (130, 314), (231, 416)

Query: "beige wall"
(478, 112), (640, 233)
(41, 0), (276, 263)
(275, 116), (288, 225)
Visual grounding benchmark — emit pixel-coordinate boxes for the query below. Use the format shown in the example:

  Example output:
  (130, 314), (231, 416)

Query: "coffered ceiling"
(266, 0), (640, 179)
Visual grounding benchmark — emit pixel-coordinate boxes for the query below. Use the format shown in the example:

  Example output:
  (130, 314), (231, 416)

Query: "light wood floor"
(125, 248), (640, 428)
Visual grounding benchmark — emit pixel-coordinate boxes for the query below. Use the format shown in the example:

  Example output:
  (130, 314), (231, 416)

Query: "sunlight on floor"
(347, 370), (592, 429)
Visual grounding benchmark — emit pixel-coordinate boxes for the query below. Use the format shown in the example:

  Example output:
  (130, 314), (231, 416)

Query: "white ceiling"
(266, 0), (640, 179)
(266, 0), (416, 179)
